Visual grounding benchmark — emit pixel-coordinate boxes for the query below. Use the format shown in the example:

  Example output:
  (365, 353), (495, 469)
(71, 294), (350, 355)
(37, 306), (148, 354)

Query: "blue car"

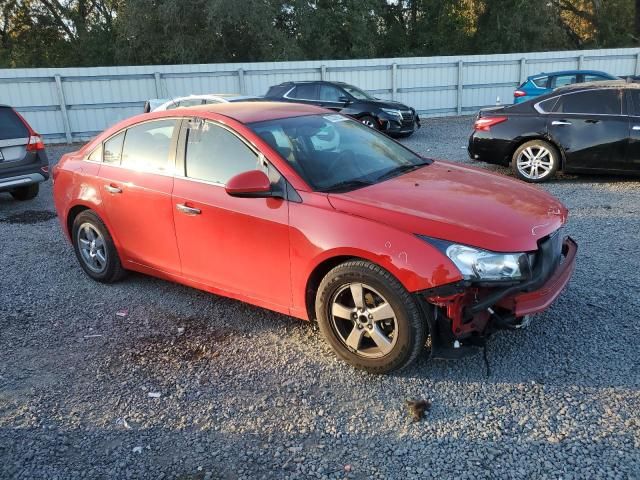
(513, 70), (618, 104)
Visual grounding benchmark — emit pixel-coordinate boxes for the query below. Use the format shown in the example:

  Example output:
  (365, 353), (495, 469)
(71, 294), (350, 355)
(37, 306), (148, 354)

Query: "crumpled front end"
(417, 233), (577, 359)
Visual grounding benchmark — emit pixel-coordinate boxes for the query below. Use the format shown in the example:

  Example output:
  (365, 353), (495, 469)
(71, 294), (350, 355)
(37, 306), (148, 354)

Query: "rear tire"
(72, 210), (126, 283)
(511, 139), (559, 183)
(10, 183), (39, 201)
(315, 260), (427, 374)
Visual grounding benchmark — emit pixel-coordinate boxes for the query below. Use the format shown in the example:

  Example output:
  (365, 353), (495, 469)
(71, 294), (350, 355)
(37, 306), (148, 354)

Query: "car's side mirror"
(339, 96), (351, 104)
(225, 170), (273, 198)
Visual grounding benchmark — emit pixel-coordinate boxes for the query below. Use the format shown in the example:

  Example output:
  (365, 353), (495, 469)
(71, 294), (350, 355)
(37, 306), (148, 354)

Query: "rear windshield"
(0, 107), (29, 140)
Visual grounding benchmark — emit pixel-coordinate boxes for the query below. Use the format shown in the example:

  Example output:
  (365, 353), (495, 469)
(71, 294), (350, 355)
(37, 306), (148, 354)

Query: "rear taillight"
(26, 134), (45, 152)
(513, 90), (526, 98)
(12, 108), (45, 151)
(474, 116), (507, 132)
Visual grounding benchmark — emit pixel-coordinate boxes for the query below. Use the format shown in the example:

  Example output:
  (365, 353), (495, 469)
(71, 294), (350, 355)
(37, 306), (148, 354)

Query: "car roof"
(554, 79), (634, 92)
(528, 70), (615, 79)
(274, 80), (348, 86)
(181, 101), (329, 123)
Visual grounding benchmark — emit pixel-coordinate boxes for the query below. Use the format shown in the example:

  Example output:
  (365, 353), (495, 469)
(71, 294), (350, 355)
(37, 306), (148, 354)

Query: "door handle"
(176, 203), (201, 216)
(632, 125), (640, 131)
(104, 184), (122, 194)
(551, 120), (572, 126)
(585, 119), (601, 124)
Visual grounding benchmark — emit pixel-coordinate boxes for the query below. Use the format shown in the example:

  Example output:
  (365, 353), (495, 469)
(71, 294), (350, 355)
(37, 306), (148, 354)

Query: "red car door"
(171, 119), (291, 310)
(99, 119), (181, 275)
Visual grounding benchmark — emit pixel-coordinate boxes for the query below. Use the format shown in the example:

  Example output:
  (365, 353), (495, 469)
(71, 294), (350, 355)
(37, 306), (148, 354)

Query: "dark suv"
(0, 105), (48, 200)
(265, 81), (420, 137)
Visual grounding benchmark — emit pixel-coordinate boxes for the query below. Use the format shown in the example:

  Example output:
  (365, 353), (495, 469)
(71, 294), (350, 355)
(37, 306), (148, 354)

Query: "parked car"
(0, 105), (48, 200)
(513, 70), (618, 104)
(265, 80), (420, 137)
(469, 80), (640, 182)
(53, 102), (576, 373)
(144, 94), (260, 113)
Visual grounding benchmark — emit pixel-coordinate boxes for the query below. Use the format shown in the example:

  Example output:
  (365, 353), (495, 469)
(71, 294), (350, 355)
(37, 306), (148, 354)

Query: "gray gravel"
(1, 118), (640, 479)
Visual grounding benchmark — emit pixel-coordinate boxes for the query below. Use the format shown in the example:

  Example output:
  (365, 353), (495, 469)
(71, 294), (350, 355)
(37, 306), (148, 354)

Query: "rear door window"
(103, 132), (125, 165)
(626, 90), (640, 116)
(553, 89), (621, 115)
(0, 107), (29, 140)
(290, 84), (318, 100)
(550, 74), (578, 88)
(531, 76), (549, 88)
(121, 119), (177, 172)
(185, 121), (260, 184)
(87, 145), (103, 162)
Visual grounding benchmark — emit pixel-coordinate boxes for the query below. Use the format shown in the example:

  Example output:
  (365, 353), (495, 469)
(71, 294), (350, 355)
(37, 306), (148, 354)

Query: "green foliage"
(0, 0), (638, 68)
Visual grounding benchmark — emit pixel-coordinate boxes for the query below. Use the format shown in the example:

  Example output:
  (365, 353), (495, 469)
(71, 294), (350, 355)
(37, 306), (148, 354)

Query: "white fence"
(2, 47), (640, 144)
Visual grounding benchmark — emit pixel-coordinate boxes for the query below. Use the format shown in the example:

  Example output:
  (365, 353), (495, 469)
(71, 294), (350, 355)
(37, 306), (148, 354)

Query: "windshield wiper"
(321, 179), (373, 193)
(374, 161), (431, 182)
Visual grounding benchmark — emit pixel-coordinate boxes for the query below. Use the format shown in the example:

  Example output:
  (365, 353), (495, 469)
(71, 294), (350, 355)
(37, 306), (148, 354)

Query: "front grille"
(400, 110), (414, 121)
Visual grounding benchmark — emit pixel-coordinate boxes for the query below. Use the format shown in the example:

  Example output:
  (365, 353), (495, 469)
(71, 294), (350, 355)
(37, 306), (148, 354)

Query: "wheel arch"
(66, 204), (92, 239)
(303, 249), (437, 321)
(65, 204), (121, 252)
(305, 255), (360, 321)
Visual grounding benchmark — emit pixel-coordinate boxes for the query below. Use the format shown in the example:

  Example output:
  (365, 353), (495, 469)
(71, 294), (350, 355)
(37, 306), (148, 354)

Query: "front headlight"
(381, 108), (403, 120)
(419, 236), (528, 281)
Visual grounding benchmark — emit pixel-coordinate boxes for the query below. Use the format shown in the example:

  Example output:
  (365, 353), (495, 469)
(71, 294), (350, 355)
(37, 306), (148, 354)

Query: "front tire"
(360, 115), (379, 130)
(10, 183), (39, 201)
(315, 260), (427, 374)
(512, 140), (559, 183)
(72, 210), (126, 283)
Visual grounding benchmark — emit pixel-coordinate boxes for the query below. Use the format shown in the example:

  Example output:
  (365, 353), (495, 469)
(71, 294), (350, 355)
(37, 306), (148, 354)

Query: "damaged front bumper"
(417, 236), (577, 358)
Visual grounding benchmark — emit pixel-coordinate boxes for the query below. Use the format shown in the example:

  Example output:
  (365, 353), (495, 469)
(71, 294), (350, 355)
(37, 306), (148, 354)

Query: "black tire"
(72, 210), (126, 283)
(360, 115), (379, 130)
(315, 260), (427, 374)
(511, 139), (559, 183)
(392, 131), (414, 138)
(10, 183), (39, 201)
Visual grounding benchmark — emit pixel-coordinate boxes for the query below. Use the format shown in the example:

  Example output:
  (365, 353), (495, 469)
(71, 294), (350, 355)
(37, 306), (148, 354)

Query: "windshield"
(342, 85), (375, 100)
(249, 114), (430, 192)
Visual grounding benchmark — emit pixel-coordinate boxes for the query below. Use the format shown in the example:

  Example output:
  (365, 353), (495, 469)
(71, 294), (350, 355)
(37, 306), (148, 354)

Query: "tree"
(0, 0), (119, 67)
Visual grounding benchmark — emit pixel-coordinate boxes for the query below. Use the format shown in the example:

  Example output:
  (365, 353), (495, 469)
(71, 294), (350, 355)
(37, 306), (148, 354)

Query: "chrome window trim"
(0, 137), (28, 148)
(283, 85), (320, 102)
(79, 115), (288, 189)
(179, 118), (276, 186)
(534, 87), (624, 116)
(283, 84), (352, 104)
(82, 117), (182, 170)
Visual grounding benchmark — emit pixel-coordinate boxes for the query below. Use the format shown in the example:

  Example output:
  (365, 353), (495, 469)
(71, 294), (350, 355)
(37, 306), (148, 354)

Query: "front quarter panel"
(288, 192), (462, 319)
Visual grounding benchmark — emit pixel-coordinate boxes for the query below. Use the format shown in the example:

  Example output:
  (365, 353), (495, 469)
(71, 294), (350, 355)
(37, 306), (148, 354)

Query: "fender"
(288, 192), (462, 319)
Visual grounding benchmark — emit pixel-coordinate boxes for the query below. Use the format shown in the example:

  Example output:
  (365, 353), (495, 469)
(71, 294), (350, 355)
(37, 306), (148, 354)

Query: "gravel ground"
(1, 117), (639, 479)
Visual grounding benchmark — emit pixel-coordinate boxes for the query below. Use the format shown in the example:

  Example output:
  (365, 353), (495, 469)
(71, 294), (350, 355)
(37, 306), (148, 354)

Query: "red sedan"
(52, 102), (577, 373)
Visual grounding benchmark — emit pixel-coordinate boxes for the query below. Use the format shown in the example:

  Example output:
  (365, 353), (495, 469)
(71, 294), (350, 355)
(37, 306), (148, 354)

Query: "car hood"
(328, 161), (568, 252)
(365, 99), (412, 110)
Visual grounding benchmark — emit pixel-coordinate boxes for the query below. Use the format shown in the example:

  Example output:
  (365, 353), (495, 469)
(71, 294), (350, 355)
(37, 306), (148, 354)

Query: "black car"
(0, 105), (49, 200)
(265, 81), (420, 137)
(468, 81), (640, 182)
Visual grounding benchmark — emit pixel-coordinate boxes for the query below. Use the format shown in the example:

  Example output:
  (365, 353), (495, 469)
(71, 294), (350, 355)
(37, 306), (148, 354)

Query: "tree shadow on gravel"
(1, 422), (637, 480)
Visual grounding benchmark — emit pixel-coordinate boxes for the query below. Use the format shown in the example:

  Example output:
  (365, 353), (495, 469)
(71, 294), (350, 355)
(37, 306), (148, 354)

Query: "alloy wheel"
(361, 118), (376, 128)
(77, 222), (108, 273)
(329, 282), (398, 358)
(516, 145), (554, 180)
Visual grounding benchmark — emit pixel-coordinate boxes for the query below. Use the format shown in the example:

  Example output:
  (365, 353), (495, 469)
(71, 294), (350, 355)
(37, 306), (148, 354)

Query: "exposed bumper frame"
(497, 236), (577, 316)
